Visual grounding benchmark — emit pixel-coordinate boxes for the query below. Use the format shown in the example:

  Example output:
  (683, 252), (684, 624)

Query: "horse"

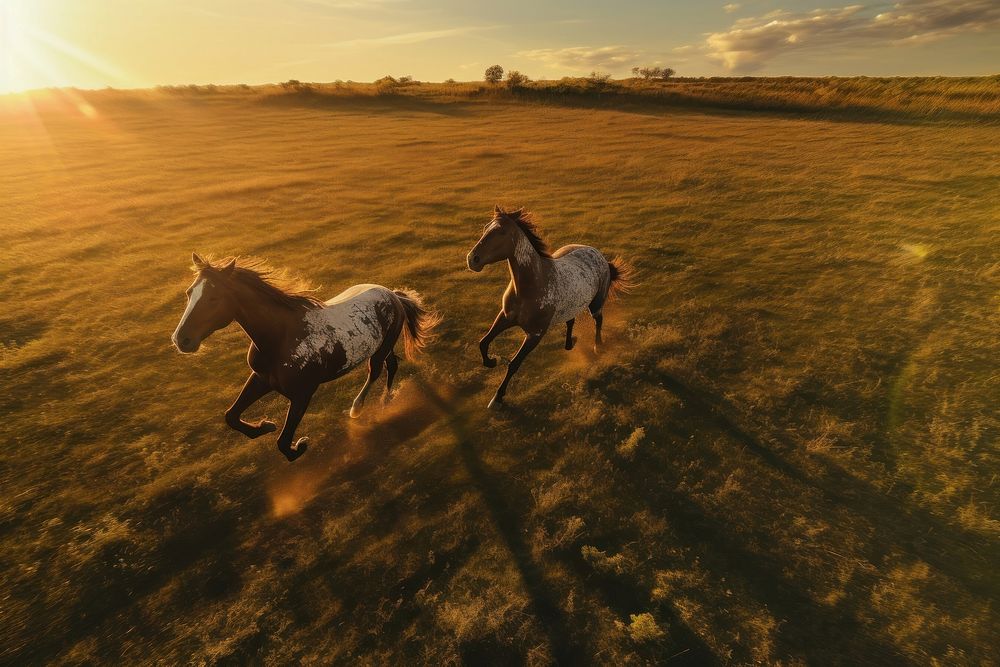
(171, 253), (440, 461)
(466, 205), (633, 409)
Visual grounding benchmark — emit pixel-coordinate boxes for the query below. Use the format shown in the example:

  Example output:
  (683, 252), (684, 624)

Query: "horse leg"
(383, 352), (399, 403)
(565, 318), (577, 350)
(488, 332), (543, 409)
(225, 372), (277, 439)
(276, 388), (315, 462)
(589, 290), (608, 349)
(351, 352), (388, 418)
(480, 310), (515, 368)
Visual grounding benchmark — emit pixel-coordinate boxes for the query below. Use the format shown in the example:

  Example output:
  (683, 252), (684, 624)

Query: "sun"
(0, 0), (40, 93)
(0, 0), (129, 94)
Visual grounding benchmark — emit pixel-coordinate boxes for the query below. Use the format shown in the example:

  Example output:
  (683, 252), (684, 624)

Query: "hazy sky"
(1, 0), (998, 92)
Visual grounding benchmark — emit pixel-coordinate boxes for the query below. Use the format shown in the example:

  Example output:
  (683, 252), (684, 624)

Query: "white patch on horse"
(173, 278), (206, 341)
(547, 247), (607, 324)
(292, 285), (392, 371)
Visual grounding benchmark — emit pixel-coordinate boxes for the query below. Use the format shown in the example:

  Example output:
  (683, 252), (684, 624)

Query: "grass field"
(1, 80), (998, 665)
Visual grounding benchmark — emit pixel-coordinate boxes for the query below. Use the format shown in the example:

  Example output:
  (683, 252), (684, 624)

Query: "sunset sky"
(1, 0), (998, 92)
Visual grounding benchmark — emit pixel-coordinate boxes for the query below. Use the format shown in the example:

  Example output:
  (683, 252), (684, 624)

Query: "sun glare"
(1, 0), (129, 94)
(1, 0), (37, 93)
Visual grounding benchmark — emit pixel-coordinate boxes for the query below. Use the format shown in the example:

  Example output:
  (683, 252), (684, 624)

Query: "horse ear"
(220, 258), (236, 274)
(494, 204), (504, 216)
(192, 252), (206, 269)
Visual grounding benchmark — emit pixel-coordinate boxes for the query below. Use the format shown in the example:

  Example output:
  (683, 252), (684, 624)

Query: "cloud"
(516, 46), (643, 72)
(705, 0), (1000, 71)
(327, 25), (496, 48)
(296, 0), (408, 9)
(724, 3), (741, 13)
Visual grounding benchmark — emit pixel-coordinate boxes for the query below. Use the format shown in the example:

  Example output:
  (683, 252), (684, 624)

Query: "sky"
(1, 0), (998, 92)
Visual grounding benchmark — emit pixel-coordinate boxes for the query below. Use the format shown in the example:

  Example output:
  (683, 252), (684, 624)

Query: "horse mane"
(498, 208), (552, 258)
(196, 256), (324, 310)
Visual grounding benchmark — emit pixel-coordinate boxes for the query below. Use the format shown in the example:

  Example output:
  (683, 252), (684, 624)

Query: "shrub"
(375, 75), (399, 93)
(506, 70), (530, 89)
(588, 71), (612, 85)
(581, 545), (631, 575)
(484, 65), (504, 84)
(623, 613), (666, 643)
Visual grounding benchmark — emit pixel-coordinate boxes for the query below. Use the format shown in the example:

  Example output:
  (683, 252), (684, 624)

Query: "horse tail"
(607, 256), (636, 299)
(393, 289), (442, 360)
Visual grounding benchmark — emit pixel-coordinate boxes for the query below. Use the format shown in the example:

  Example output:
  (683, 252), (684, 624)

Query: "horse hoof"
(483, 357), (498, 368)
(566, 336), (577, 351)
(488, 396), (504, 410)
(349, 405), (361, 419)
(247, 420), (276, 439)
(283, 438), (309, 461)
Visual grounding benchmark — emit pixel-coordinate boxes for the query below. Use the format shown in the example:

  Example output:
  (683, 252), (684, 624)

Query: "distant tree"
(484, 65), (504, 84)
(398, 75), (414, 84)
(632, 66), (676, 81)
(444, 78), (456, 84)
(505, 70), (530, 89)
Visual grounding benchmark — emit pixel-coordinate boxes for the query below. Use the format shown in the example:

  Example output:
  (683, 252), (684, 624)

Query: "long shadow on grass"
(591, 356), (997, 603)
(296, 376), (662, 663)
(438, 403), (586, 664)
(643, 485), (912, 664)
(254, 376), (579, 662)
(431, 379), (721, 664)
(564, 368), (914, 662)
(5, 476), (260, 664)
(656, 371), (998, 602)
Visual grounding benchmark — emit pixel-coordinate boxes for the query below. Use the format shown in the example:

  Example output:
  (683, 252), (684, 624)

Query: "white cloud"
(296, 0), (408, 9)
(724, 3), (741, 13)
(705, 0), (1000, 71)
(516, 45), (643, 72)
(327, 25), (496, 48)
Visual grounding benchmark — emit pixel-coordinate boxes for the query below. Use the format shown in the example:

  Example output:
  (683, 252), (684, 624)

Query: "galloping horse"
(172, 254), (440, 461)
(467, 206), (633, 408)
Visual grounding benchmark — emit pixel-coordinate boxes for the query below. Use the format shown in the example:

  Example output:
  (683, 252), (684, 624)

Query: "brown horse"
(172, 254), (440, 461)
(467, 206), (633, 408)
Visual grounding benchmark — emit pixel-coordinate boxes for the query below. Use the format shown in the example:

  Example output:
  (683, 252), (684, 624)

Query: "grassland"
(1, 79), (998, 665)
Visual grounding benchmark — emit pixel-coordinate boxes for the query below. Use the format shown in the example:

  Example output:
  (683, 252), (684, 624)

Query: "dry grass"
(140, 74), (1000, 119)
(0, 82), (997, 665)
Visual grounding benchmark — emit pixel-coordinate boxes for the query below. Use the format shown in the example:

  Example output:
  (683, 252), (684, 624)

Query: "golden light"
(0, 0), (60, 94)
(1, 0), (130, 94)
